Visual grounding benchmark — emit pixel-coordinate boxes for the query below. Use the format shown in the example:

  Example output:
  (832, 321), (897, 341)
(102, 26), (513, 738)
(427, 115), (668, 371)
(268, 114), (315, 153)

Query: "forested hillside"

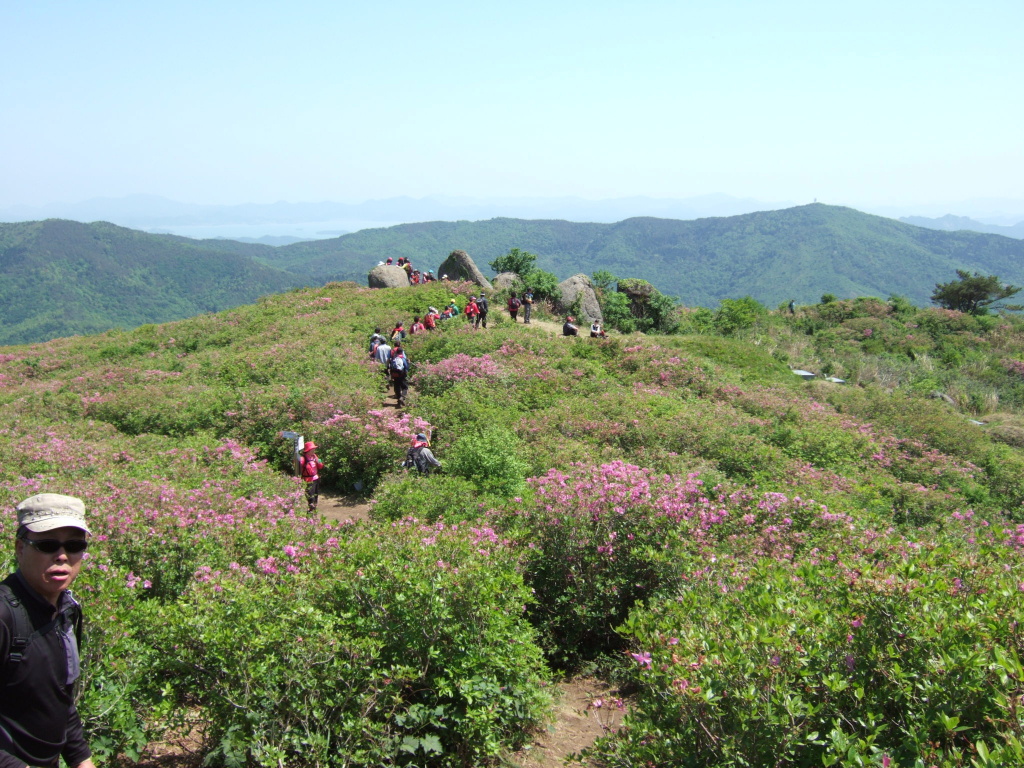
(268, 203), (1024, 307)
(6, 205), (1024, 345)
(0, 219), (304, 344)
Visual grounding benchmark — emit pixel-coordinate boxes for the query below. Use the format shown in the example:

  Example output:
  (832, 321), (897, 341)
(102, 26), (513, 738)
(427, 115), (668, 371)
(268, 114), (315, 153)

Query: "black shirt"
(0, 572), (91, 768)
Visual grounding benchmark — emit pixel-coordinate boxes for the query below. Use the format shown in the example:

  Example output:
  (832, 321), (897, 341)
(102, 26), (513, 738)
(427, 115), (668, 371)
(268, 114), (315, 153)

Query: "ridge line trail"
(325, 314), (627, 766)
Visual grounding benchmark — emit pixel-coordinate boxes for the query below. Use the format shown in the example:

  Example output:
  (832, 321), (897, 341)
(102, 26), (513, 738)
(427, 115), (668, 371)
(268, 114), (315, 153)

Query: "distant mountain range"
(4, 194), (1023, 238)
(899, 215), (1024, 240)
(0, 193), (794, 233)
(4, 204), (1024, 345)
(259, 204), (1024, 309)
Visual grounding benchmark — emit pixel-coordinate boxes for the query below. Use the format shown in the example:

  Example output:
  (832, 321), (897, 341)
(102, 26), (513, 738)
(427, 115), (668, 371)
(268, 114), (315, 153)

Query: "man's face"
(15, 526), (87, 605)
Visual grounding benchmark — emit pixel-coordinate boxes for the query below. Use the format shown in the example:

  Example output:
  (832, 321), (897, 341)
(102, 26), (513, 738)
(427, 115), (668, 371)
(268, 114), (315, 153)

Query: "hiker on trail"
(522, 288), (534, 324)
(507, 292), (522, 322)
(424, 308), (438, 331)
(369, 328), (387, 353)
(391, 321), (407, 343)
(388, 342), (410, 407)
(477, 293), (489, 328)
(563, 316), (579, 337)
(788, 299), (796, 315)
(425, 270), (436, 282)
(386, 257), (394, 265)
(410, 316), (426, 334)
(590, 321), (607, 338)
(440, 274), (450, 282)
(404, 433), (441, 475)
(1, 494), (96, 768)
(465, 296), (480, 326)
(373, 339), (393, 386)
(447, 299), (460, 316)
(298, 442), (324, 513)
(403, 262), (414, 281)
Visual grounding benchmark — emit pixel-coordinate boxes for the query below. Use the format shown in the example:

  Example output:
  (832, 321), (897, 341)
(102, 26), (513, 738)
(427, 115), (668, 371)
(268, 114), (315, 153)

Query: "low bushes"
(594, 535), (1024, 768)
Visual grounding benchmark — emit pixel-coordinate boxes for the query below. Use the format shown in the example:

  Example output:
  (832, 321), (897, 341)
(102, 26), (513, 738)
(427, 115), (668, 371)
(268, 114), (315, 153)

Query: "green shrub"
(446, 427), (529, 497)
(143, 523), (553, 767)
(597, 542), (1024, 768)
(370, 473), (496, 523)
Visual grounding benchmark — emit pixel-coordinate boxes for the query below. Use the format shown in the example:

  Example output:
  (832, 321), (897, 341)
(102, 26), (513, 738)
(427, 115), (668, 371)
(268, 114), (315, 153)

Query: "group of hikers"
(378, 256), (452, 286)
(293, 277), (611, 510)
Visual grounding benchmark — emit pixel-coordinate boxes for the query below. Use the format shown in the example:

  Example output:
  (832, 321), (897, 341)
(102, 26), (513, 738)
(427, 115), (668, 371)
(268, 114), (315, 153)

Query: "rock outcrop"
(491, 272), (519, 292)
(555, 274), (602, 324)
(368, 265), (411, 289)
(437, 250), (492, 291)
(617, 278), (656, 318)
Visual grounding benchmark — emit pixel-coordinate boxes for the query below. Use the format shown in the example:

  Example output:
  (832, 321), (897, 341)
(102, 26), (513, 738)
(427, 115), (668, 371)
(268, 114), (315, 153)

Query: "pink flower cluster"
(413, 354), (505, 395)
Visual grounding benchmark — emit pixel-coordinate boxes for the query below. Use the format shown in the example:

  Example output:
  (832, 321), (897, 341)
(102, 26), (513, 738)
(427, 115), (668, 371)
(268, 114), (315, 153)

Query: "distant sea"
(145, 219), (403, 241)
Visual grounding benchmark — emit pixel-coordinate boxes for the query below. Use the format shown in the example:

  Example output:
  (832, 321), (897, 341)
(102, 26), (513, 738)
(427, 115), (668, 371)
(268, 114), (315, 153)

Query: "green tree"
(518, 268), (561, 302)
(931, 270), (1023, 315)
(591, 270), (617, 293)
(489, 248), (537, 276)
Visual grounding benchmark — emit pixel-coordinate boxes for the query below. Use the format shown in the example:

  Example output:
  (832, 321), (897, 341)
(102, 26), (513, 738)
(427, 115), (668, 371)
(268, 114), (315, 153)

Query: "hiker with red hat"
(403, 432), (442, 475)
(298, 442), (324, 512)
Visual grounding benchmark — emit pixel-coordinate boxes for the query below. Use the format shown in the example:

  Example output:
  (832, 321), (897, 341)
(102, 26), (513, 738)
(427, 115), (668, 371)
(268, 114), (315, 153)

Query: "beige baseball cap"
(16, 493), (91, 534)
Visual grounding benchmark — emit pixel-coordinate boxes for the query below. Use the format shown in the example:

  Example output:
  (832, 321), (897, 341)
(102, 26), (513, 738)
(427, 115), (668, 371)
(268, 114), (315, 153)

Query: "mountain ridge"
(5, 204), (1024, 345)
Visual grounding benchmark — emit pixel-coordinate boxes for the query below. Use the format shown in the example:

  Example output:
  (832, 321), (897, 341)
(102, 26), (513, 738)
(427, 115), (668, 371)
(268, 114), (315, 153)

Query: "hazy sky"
(3, 0), (1022, 211)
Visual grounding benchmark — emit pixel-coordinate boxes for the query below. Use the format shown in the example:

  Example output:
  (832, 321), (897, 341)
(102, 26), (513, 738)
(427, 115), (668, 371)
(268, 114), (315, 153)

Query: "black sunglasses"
(21, 538), (89, 554)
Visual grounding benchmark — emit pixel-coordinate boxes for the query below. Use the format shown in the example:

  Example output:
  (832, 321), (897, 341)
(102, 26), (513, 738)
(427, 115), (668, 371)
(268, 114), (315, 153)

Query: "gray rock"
(491, 272), (519, 292)
(555, 274), (602, 324)
(368, 265), (411, 289)
(437, 250), (492, 290)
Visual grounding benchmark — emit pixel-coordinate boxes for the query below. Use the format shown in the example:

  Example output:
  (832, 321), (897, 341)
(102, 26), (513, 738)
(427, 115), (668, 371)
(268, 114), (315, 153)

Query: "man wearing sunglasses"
(1, 493), (96, 768)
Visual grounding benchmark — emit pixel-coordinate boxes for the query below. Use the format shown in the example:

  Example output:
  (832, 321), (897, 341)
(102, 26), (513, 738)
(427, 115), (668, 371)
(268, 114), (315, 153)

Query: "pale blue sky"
(2, 0), (1021, 211)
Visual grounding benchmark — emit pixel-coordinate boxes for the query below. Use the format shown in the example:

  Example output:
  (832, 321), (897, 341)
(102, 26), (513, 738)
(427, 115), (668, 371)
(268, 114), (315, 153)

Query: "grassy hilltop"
(1, 281), (1023, 767)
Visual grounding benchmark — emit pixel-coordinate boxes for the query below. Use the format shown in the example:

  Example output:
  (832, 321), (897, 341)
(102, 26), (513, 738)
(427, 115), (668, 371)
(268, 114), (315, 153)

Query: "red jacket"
(299, 454), (323, 482)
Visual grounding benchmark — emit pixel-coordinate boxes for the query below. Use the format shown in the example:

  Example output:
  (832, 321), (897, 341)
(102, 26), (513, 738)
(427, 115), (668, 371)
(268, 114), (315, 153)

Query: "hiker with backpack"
(424, 308), (438, 331)
(477, 293), (489, 328)
(388, 342), (411, 407)
(403, 433), (442, 475)
(410, 316), (426, 335)
(465, 296), (480, 327)
(298, 442), (324, 513)
(368, 328), (387, 353)
(1, 494), (96, 768)
(391, 321), (407, 343)
(507, 292), (522, 322)
(522, 288), (534, 324)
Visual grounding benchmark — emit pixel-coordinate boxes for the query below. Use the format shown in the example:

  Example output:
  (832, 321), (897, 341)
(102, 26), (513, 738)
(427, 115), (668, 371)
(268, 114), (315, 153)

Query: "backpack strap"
(0, 584), (34, 665)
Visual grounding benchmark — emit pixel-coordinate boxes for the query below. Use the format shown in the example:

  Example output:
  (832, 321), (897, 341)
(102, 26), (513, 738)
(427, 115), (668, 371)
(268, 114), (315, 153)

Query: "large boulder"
(438, 250), (492, 291)
(491, 271), (519, 292)
(555, 274), (602, 324)
(368, 265), (411, 289)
